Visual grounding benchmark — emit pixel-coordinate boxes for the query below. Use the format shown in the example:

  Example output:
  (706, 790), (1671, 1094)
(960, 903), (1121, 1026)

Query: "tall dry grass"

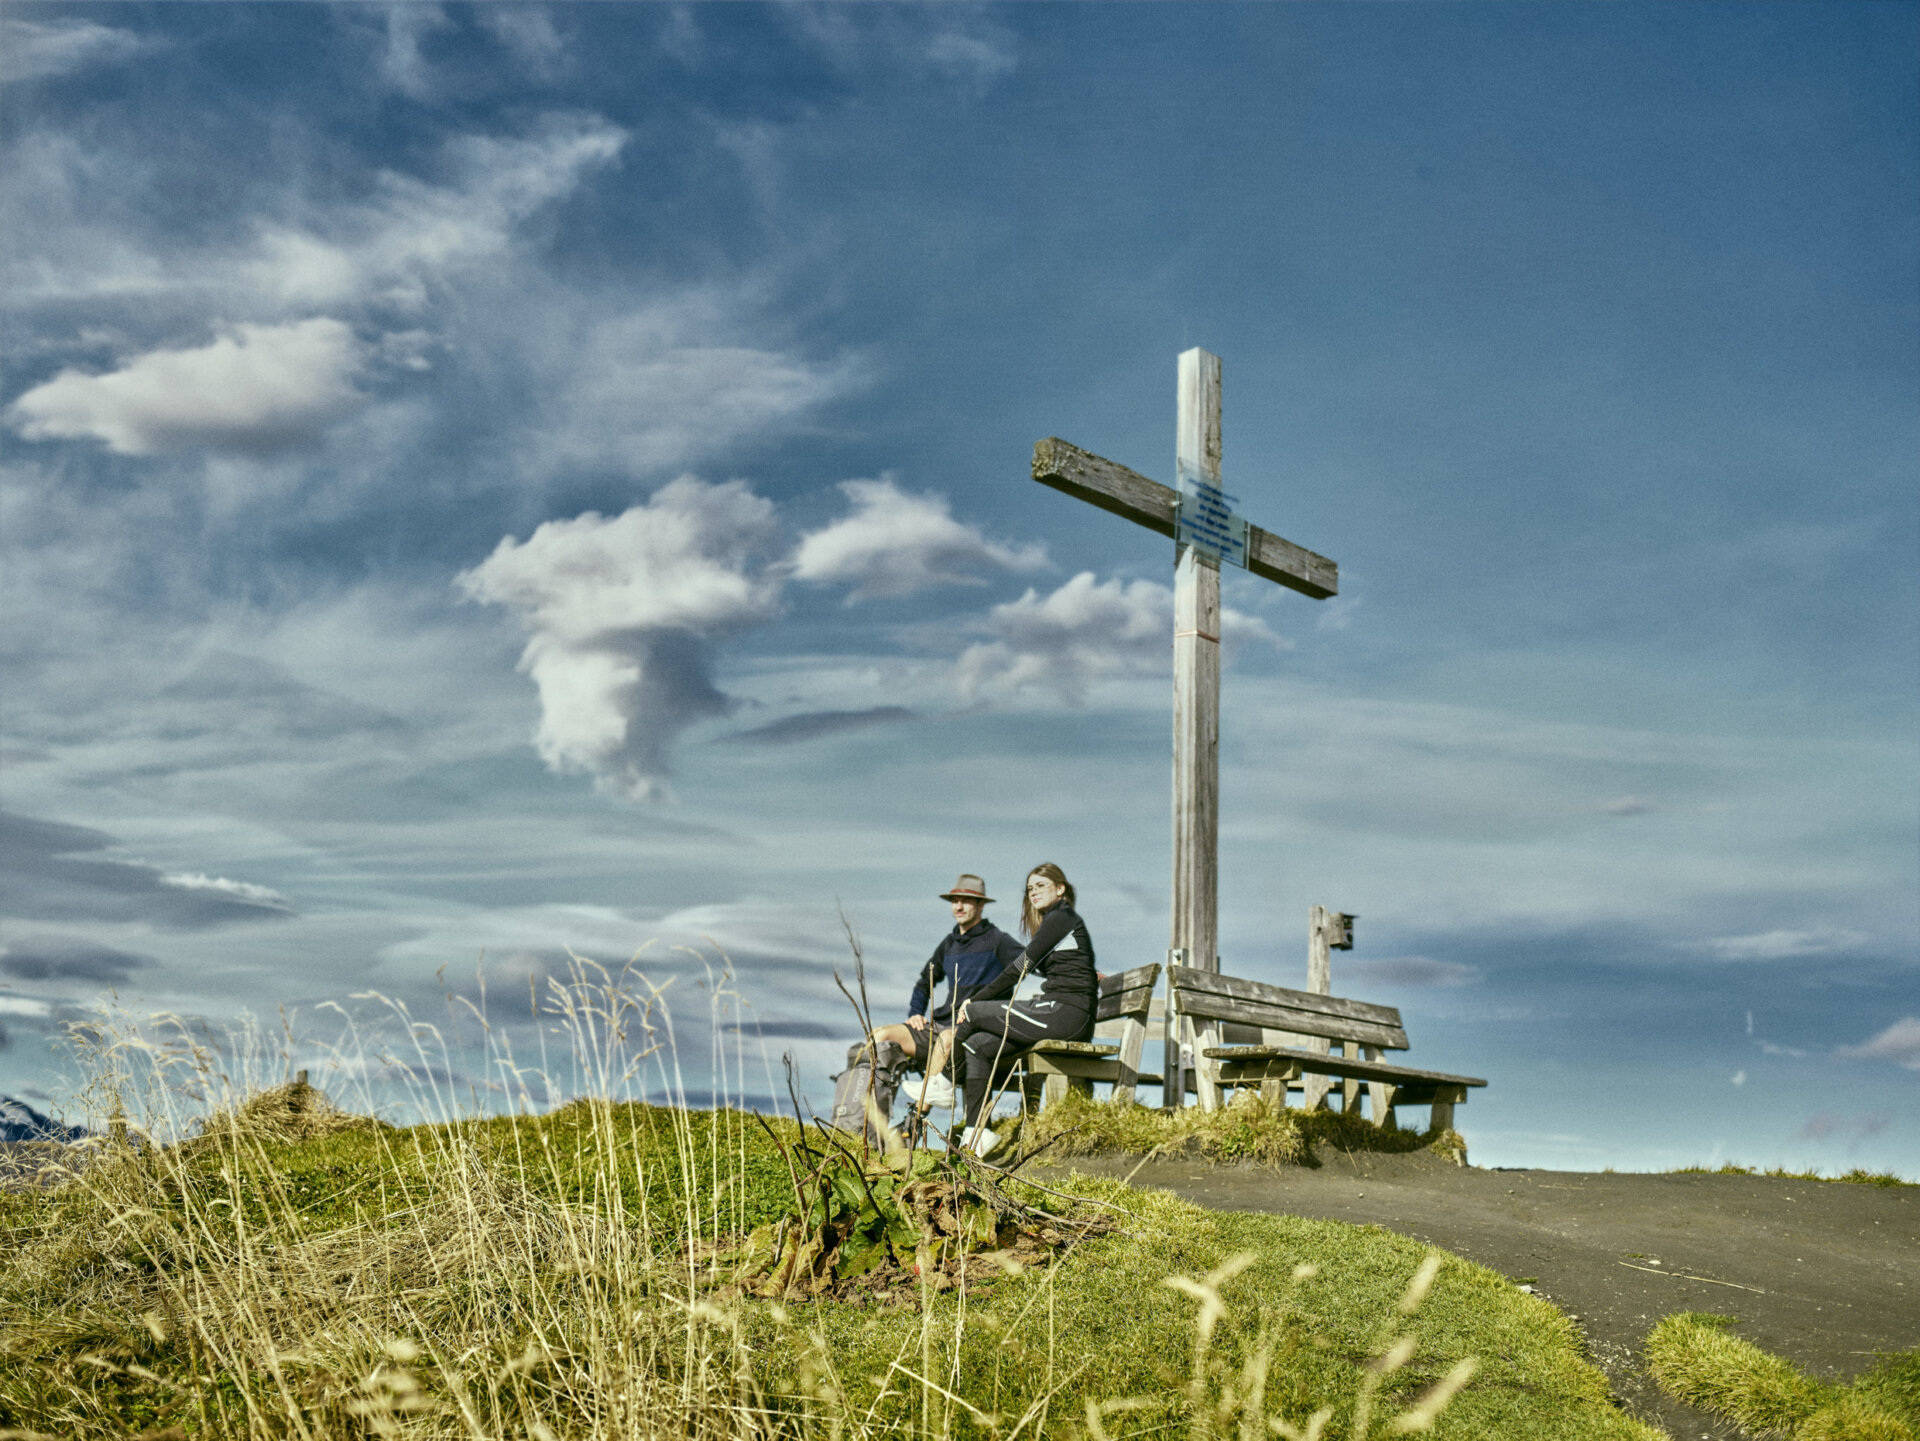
(0, 958), (1522, 1440)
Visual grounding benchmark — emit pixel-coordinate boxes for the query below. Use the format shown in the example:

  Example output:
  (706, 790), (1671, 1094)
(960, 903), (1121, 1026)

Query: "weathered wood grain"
(1031, 438), (1339, 600)
(1304, 907), (1335, 1109)
(1178, 991), (1408, 1051)
(1031, 438), (1179, 536)
(1171, 964), (1402, 1028)
(1172, 545), (1221, 976)
(1247, 523), (1337, 599)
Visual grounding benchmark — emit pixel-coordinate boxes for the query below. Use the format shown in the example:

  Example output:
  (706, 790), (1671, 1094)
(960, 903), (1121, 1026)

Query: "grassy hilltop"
(0, 1079), (1667, 1441)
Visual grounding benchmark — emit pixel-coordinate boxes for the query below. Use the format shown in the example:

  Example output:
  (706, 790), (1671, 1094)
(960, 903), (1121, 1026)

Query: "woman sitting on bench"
(950, 862), (1097, 1157)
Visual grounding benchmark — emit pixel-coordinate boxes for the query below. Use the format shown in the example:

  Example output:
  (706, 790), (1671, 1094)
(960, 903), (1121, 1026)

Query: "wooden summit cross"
(1032, 348), (1338, 987)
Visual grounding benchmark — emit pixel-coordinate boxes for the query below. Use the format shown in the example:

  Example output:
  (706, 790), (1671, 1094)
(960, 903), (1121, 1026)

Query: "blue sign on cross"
(1175, 460), (1248, 568)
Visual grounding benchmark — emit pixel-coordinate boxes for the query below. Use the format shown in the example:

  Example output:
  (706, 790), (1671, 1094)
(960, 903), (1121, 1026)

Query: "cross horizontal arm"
(1032, 437), (1337, 599)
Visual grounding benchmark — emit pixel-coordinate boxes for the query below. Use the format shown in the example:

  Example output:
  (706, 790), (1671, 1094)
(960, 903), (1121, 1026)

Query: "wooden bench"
(1002, 963), (1163, 1109)
(1166, 964), (1486, 1131)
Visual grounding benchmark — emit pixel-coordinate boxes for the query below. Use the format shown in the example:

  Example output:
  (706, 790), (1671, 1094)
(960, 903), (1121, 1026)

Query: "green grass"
(998, 1086), (1471, 1169)
(1665, 1164), (1914, 1188)
(0, 1084), (1661, 1439)
(1645, 1313), (1919, 1441)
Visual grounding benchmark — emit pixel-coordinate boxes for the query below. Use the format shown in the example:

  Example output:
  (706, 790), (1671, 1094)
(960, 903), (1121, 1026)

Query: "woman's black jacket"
(964, 903), (1097, 1016)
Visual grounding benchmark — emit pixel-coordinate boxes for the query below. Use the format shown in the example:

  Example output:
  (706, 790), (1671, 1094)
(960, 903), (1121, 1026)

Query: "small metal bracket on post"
(1164, 947), (1189, 1108)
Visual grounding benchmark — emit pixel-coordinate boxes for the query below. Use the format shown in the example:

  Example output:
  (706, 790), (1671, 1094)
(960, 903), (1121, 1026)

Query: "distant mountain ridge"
(0, 1096), (88, 1143)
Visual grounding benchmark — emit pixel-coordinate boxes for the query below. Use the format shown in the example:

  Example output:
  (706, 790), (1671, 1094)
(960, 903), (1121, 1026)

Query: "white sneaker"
(960, 1125), (999, 1158)
(915, 1072), (956, 1110)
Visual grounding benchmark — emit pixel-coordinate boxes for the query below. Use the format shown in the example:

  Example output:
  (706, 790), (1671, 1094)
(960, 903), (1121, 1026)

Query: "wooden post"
(1170, 348), (1222, 980)
(1164, 948), (1189, 1109)
(1303, 905), (1334, 1110)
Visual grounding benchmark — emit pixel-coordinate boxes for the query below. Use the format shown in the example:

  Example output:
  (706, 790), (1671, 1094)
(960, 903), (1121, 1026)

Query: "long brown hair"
(1020, 862), (1075, 937)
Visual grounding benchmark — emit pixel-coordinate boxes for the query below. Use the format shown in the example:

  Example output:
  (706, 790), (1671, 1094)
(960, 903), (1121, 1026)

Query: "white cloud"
(0, 997), (54, 1019)
(1838, 1016), (1920, 1071)
(1, 18), (149, 84)
(458, 478), (782, 800)
(792, 476), (1046, 600)
(8, 318), (368, 456)
(956, 572), (1282, 704)
(1701, 928), (1874, 961)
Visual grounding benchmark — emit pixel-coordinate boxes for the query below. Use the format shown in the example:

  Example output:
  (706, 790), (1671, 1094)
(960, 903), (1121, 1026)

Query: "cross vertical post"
(1028, 347), (1340, 1108)
(1171, 349), (1223, 977)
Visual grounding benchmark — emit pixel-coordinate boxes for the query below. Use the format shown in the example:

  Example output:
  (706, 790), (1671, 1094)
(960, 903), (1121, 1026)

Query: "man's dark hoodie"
(909, 920), (1025, 1026)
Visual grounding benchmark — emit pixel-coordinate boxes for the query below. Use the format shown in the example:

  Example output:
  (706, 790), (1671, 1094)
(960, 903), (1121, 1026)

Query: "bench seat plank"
(1027, 1040), (1120, 1057)
(1201, 1044), (1486, 1090)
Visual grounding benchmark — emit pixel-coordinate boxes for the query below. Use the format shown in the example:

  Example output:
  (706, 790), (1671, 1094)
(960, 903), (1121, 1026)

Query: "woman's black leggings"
(955, 997), (1092, 1127)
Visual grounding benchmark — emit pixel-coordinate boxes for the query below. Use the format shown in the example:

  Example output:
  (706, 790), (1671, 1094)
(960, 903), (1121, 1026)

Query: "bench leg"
(1114, 1014), (1147, 1107)
(1430, 1098), (1455, 1133)
(1302, 1044), (1333, 1111)
(1363, 1047), (1392, 1128)
(1191, 1017), (1224, 1113)
(1341, 1041), (1361, 1112)
(1259, 1077), (1287, 1108)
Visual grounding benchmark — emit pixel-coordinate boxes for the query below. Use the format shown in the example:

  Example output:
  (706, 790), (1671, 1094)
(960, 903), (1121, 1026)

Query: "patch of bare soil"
(1042, 1150), (1918, 1440)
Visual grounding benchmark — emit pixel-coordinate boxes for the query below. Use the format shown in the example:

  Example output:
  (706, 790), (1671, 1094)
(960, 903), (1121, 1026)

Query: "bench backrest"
(1168, 964), (1409, 1051)
(1095, 963), (1161, 1025)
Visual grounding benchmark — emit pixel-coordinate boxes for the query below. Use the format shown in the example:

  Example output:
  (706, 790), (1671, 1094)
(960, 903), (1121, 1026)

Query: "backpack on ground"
(828, 1039), (912, 1146)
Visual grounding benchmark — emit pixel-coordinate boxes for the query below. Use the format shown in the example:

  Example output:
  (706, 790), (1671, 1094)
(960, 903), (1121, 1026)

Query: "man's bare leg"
(864, 1020), (922, 1062)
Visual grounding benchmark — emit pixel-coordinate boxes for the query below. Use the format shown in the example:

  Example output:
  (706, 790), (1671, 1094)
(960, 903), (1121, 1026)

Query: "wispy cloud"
(1, 17), (150, 84)
(535, 302), (863, 480)
(477, 5), (571, 82)
(0, 811), (296, 930)
(956, 572), (1282, 704)
(247, 116), (627, 312)
(923, 30), (1017, 90)
(792, 476), (1046, 600)
(372, 3), (452, 101)
(1838, 1016), (1920, 1071)
(726, 706), (916, 746)
(1700, 928), (1874, 961)
(1599, 795), (1656, 816)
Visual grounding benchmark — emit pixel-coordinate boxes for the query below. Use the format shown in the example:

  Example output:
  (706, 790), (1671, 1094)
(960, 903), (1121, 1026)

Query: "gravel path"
(1041, 1149), (1919, 1440)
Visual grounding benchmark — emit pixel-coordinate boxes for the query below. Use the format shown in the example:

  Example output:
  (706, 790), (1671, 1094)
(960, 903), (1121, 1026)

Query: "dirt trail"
(1042, 1150), (1919, 1440)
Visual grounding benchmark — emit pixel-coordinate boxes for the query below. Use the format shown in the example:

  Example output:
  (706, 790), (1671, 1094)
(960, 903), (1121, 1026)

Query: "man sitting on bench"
(864, 873), (1025, 1114)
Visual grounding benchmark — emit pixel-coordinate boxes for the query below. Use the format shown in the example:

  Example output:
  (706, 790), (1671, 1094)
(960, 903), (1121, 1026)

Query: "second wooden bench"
(1167, 964), (1486, 1131)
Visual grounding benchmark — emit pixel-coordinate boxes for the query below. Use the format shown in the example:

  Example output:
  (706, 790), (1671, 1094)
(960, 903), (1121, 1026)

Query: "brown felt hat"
(939, 874), (994, 904)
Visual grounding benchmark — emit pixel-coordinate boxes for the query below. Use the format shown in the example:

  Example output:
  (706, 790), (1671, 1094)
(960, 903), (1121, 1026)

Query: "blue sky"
(2, 2), (1915, 1174)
